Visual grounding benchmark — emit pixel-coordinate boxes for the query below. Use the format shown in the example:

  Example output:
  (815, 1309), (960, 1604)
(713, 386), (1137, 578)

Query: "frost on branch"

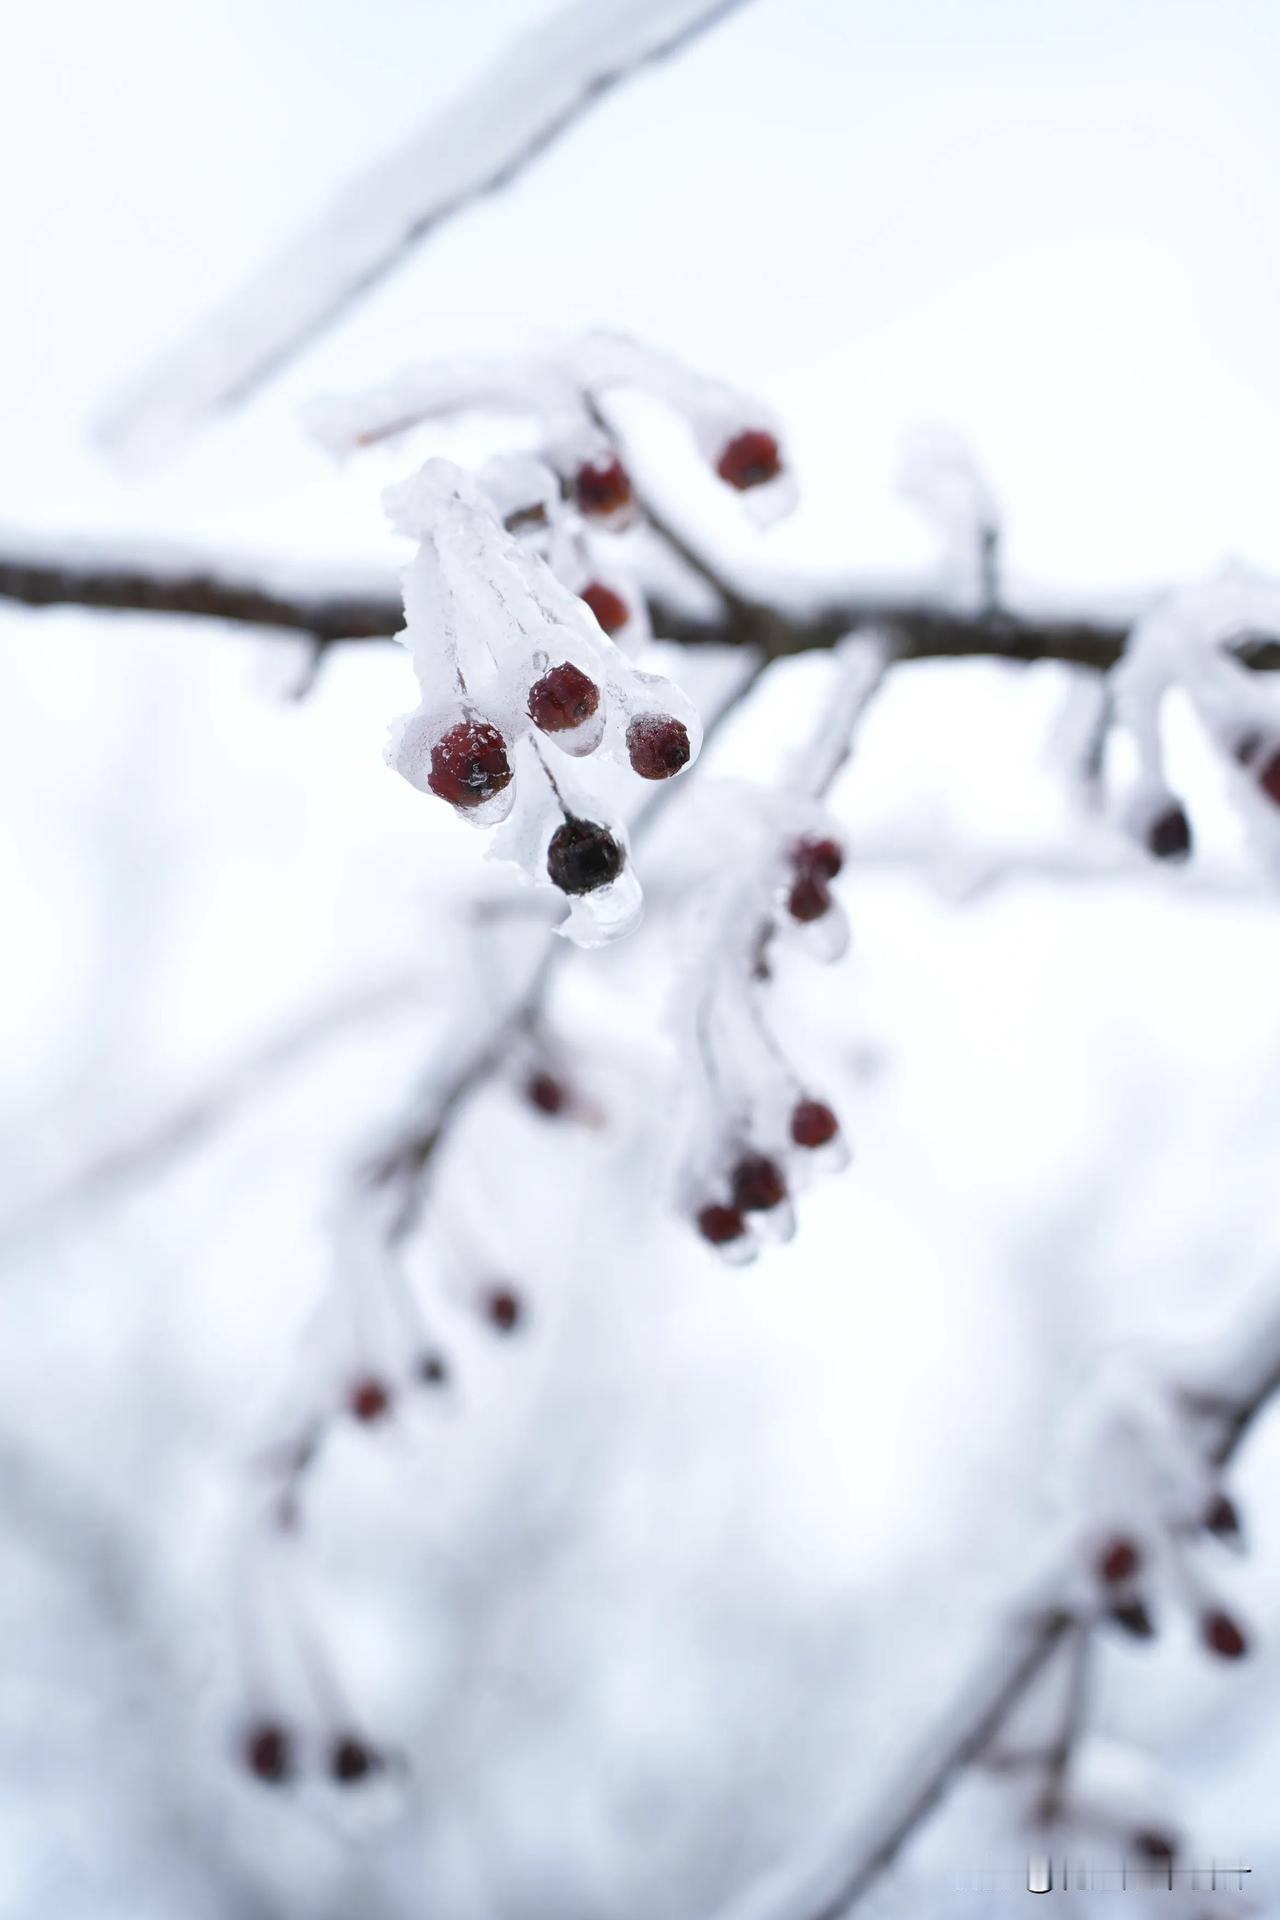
(383, 457), (703, 946)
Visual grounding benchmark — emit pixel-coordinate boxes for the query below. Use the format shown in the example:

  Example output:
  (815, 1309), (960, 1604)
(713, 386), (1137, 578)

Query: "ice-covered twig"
(777, 1303), (1280, 1919)
(93, 0), (752, 467)
(2, 527), (1207, 672)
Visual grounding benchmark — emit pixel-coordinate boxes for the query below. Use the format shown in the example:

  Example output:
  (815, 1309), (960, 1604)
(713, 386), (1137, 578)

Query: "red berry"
(697, 1203), (747, 1246)
(573, 455), (632, 518)
(1258, 748), (1280, 807)
(791, 1099), (839, 1149)
(579, 580), (629, 635)
(1097, 1536), (1142, 1585)
(1132, 1829), (1177, 1864)
(526, 1071), (568, 1116)
(1204, 1491), (1242, 1541)
(427, 719), (512, 809)
(418, 1353), (448, 1387)
(547, 818), (625, 894)
(527, 662), (600, 735)
(627, 715), (691, 781)
(794, 836), (843, 881)
(243, 1720), (293, 1786)
(1201, 1608), (1248, 1659)
(730, 1154), (787, 1213)
(716, 429), (782, 492)
(788, 874), (832, 922)
(485, 1287), (523, 1333)
(1145, 804), (1191, 861)
(348, 1376), (391, 1424)
(330, 1734), (380, 1785)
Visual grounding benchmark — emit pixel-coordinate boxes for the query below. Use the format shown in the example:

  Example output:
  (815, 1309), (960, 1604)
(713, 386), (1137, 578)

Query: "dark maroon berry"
(526, 1071), (568, 1116)
(1132, 1829), (1177, 1864)
(573, 455), (632, 518)
(1097, 1536), (1142, 1585)
(1107, 1598), (1156, 1640)
(1204, 1491), (1242, 1541)
(485, 1287), (523, 1334)
(788, 873), (832, 923)
(348, 1376), (391, 1424)
(716, 429), (782, 491)
(1201, 1608), (1248, 1659)
(1232, 730), (1262, 767)
(1258, 748), (1280, 807)
(730, 1154), (788, 1213)
(790, 1099), (839, 1150)
(243, 1720), (293, 1786)
(580, 580), (629, 635)
(1145, 804), (1191, 862)
(547, 818), (625, 894)
(330, 1734), (380, 1785)
(697, 1203), (747, 1246)
(794, 836), (844, 881)
(418, 1352), (448, 1387)
(626, 714), (691, 781)
(427, 719), (512, 809)
(527, 662), (600, 734)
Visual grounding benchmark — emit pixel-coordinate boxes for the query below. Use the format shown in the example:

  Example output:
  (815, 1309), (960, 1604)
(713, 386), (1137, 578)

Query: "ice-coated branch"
(0, 526), (1175, 670)
(93, 0), (753, 467)
(779, 1303), (1280, 1919)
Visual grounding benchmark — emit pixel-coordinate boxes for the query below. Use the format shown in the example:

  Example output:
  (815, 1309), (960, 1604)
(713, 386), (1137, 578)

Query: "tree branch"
(93, 0), (754, 467)
(782, 1305), (1280, 1919)
(0, 529), (1188, 671)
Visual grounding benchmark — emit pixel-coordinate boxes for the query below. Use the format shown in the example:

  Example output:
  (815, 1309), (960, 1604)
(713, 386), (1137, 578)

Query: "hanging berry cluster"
(673, 785), (853, 1263)
(310, 333), (794, 945)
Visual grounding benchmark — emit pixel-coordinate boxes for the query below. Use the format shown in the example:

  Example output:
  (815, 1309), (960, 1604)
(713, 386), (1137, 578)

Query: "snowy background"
(3, 2), (1280, 1914)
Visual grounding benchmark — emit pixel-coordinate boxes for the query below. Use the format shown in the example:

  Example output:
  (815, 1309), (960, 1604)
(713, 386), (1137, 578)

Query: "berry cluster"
(240, 1718), (390, 1792)
(383, 459), (705, 946)
(1094, 1498), (1250, 1662)
(678, 803), (853, 1262)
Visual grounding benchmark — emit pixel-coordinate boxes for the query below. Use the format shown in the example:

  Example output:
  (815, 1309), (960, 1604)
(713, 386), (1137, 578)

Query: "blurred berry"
(579, 580), (629, 635)
(731, 1154), (788, 1213)
(716, 429), (782, 491)
(791, 1099), (839, 1149)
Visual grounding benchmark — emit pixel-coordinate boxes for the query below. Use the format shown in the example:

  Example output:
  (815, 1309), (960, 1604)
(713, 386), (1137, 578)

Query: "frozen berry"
(348, 1376), (391, 1424)
(788, 874), (832, 923)
(527, 662), (600, 735)
(1107, 1598), (1155, 1639)
(627, 714), (691, 781)
(791, 1099), (839, 1149)
(573, 455), (632, 518)
(418, 1353), (448, 1387)
(330, 1734), (380, 1785)
(1097, 1536), (1142, 1585)
(547, 818), (625, 894)
(794, 836), (844, 881)
(1201, 1608), (1248, 1659)
(731, 1154), (787, 1213)
(1258, 747), (1280, 807)
(716, 429), (782, 491)
(580, 580), (629, 635)
(1145, 803), (1191, 861)
(1204, 1491), (1242, 1541)
(243, 1720), (293, 1786)
(1232, 730), (1262, 767)
(427, 719), (512, 809)
(485, 1287), (523, 1333)
(526, 1071), (568, 1116)
(697, 1203), (747, 1246)
(1132, 1829), (1177, 1864)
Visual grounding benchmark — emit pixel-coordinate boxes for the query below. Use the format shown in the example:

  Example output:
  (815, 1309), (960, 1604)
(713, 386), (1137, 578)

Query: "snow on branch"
(93, 0), (752, 468)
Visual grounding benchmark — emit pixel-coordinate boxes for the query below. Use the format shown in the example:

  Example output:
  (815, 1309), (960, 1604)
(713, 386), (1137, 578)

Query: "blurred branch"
(0, 971), (423, 1252)
(93, 0), (753, 467)
(784, 1304), (1280, 1919)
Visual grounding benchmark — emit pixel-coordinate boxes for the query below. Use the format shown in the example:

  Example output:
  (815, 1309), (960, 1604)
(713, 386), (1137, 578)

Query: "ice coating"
(383, 457), (701, 945)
